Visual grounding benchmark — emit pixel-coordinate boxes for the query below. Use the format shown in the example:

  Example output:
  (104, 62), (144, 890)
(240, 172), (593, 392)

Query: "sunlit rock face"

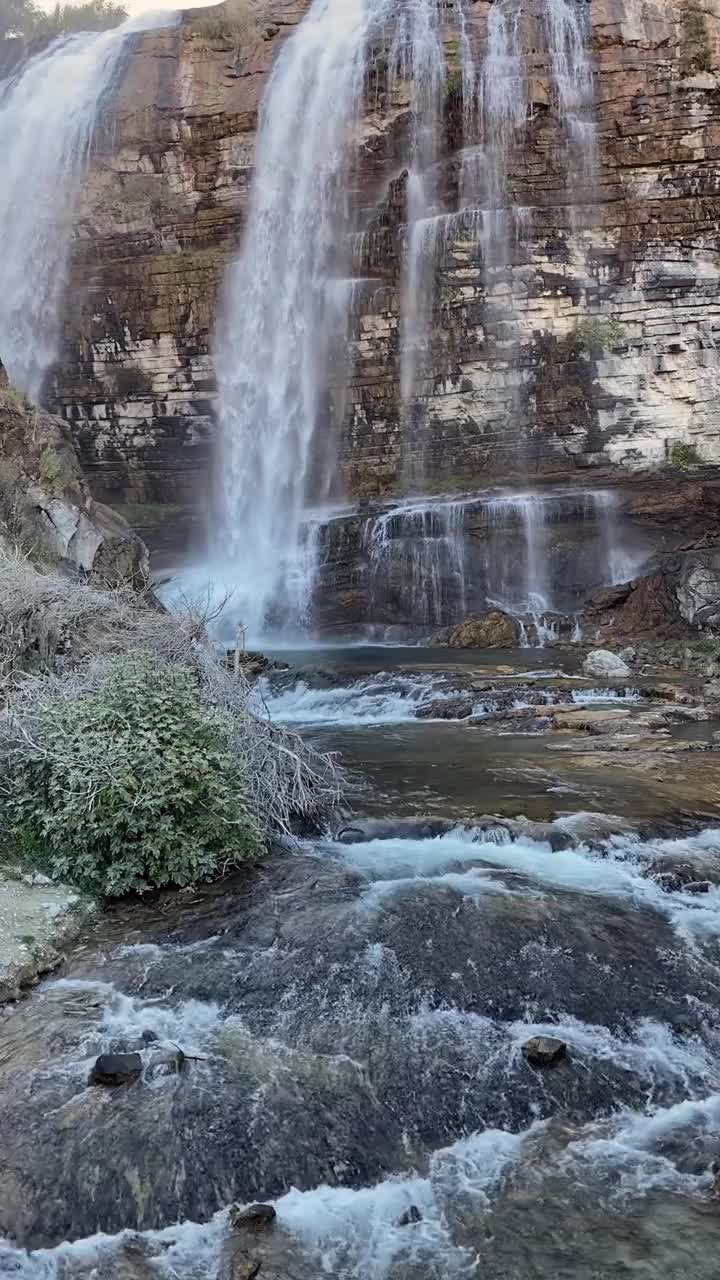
(38, 0), (720, 511)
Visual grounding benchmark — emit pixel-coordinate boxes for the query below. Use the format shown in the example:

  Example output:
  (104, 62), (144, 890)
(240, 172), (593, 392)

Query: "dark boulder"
(396, 1205), (423, 1226)
(521, 1036), (567, 1068)
(228, 1203), (277, 1232)
(88, 1052), (142, 1087)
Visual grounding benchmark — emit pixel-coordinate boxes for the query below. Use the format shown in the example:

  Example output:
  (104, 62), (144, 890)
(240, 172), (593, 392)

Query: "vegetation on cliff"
(1, 0), (127, 40)
(0, 557), (341, 896)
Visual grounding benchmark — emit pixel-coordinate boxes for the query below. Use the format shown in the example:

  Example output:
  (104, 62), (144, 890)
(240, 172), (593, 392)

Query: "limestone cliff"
(0, 364), (148, 583)
(42, 0), (720, 515)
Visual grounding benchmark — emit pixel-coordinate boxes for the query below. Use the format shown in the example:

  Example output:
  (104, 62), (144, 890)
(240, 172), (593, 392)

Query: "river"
(1, 645), (720, 1277)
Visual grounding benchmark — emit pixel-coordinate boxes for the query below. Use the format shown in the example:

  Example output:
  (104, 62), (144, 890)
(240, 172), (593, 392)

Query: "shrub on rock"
(1, 652), (261, 896)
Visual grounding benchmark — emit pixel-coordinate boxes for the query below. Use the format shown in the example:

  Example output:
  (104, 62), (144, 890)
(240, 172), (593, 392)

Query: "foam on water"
(328, 826), (720, 941)
(253, 673), (465, 726)
(48, 978), (224, 1058)
(5, 1091), (718, 1278)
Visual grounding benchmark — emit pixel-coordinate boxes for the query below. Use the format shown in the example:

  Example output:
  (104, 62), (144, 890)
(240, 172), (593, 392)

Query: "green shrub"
(2, 652), (261, 897)
(669, 440), (701, 469)
(38, 447), (73, 495)
(574, 316), (626, 351)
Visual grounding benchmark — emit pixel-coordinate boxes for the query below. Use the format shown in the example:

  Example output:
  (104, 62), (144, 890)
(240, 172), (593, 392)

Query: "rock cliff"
(45, 0), (720, 509)
(0, 363), (148, 584)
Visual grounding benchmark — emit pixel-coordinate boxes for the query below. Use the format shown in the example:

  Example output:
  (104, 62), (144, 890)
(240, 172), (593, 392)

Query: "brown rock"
(440, 611), (517, 650)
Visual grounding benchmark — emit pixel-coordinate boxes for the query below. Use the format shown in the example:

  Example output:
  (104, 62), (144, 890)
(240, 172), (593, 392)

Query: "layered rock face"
(48, 0), (720, 511)
(0, 364), (148, 584)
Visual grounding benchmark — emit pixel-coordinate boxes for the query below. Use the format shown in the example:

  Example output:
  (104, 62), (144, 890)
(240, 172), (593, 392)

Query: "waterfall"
(395, 2), (445, 409)
(361, 489), (644, 637)
(477, 0), (595, 267)
(214, 0), (476, 639)
(0, 10), (175, 400)
(365, 498), (468, 627)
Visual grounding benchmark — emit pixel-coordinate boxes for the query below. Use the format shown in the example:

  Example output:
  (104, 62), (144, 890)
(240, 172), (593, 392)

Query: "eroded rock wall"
(45, 0), (720, 517)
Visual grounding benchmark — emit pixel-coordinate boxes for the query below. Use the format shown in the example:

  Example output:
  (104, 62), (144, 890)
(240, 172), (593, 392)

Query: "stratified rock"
(0, 363), (148, 586)
(415, 695), (474, 720)
(582, 649), (631, 678)
(521, 1036), (567, 1068)
(89, 1052), (143, 1086)
(438, 611), (517, 650)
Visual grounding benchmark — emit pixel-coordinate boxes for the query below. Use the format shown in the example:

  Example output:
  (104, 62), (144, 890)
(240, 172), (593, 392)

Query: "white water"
(479, 0), (595, 246)
(364, 497), (469, 628)
(0, 10), (175, 398)
(359, 487), (644, 635)
(394, 3), (445, 412)
(214, 0), (476, 638)
(330, 825), (720, 940)
(253, 673), (464, 726)
(5, 1090), (720, 1278)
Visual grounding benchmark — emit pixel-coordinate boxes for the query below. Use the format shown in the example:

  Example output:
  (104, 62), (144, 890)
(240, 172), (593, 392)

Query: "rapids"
(1, 648), (720, 1277)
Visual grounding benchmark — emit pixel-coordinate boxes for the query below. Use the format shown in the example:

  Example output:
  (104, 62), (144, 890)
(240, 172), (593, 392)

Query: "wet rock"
(229, 1203), (277, 1232)
(436, 610), (517, 649)
(582, 649), (631, 678)
(0, 870), (95, 1005)
(552, 707), (632, 734)
(89, 1051), (143, 1087)
(221, 1207), (311, 1280)
(646, 858), (717, 893)
(396, 1204), (423, 1226)
(521, 1036), (567, 1067)
(415, 695), (473, 720)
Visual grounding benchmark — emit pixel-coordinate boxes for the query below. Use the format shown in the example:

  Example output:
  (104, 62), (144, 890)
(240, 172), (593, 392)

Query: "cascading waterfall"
(214, 0), (479, 638)
(362, 489), (644, 637)
(395, 2), (445, 410)
(0, 10), (175, 399)
(365, 498), (468, 627)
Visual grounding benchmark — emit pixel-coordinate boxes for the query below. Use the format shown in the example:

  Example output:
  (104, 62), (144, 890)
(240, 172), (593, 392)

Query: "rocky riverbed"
(1, 645), (720, 1278)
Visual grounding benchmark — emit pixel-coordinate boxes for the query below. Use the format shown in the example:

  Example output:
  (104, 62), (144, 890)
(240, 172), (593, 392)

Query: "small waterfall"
(482, 490), (639, 637)
(395, 1), (445, 408)
(0, 10), (175, 399)
(364, 498), (468, 628)
(476, 0), (595, 269)
(360, 488), (644, 639)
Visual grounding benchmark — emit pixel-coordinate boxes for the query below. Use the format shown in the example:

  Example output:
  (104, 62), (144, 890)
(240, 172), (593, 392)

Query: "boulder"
(415, 695), (474, 720)
(396, 1205), (423, 1226)
(88, 1052), (143, 1086)
(437, 611), (517, 650)
(676, 552), (720, 629)
(228, 1203), (277, 1232)
(582, 649), (631, 678)
(0, 363), (148, 587)
(521, 1036), (567, 1067)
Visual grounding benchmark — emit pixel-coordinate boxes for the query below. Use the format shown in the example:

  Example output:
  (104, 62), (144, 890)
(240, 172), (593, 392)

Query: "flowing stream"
(2, 648), (720, 1277)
